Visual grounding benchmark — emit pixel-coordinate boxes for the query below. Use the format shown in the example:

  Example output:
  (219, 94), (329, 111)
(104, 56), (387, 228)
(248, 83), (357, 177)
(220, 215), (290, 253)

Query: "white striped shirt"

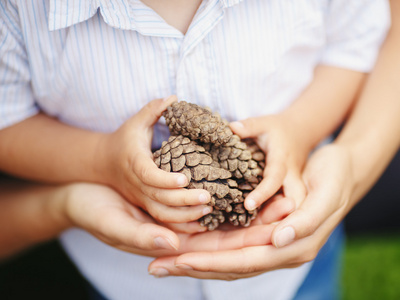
(0, 1), (390, 299)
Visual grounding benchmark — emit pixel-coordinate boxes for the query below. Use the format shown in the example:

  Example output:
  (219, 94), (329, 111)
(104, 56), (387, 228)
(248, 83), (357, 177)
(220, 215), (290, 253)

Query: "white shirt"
(0, 0), (390, 299)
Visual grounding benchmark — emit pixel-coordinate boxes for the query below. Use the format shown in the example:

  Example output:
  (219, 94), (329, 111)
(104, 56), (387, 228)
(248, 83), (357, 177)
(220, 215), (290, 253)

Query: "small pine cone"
(163, 101), (233, 147)
(206, 135), (264, 184)
(229, 203), (258, 227)
(188, 180), (243, 213)
(199, 211), (225, 231)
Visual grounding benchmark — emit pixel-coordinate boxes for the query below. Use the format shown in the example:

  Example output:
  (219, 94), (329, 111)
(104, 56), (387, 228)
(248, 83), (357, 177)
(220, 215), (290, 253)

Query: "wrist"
(278, 110), (316, 161)
(45, 185), (75, 232)
(330, 140), (373, 205)
(92, 132), (114, 185)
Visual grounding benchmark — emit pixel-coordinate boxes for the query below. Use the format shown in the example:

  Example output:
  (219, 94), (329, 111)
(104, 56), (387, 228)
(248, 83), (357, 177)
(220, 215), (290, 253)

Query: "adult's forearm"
(336, 0), (400, 203)
(0, 114), (105, 183)
(282, 65), (366, 154)
(0, 176), (69, 259)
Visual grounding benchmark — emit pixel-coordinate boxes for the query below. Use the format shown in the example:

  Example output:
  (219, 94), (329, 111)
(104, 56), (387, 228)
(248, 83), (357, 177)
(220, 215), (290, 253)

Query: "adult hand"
(147, 144), (353, 280)
(61, 182), (279, 258)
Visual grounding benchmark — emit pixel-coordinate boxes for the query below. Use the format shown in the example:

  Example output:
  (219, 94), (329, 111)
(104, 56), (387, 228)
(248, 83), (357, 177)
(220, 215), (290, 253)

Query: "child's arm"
(0, 175), (275, 261)
(230, 64), (365, 211)
(0, 98), (211, 226)
(0, 6), (210, 226)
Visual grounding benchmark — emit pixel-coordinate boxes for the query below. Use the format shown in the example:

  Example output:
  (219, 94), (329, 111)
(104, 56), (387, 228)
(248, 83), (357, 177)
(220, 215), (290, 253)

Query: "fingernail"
(246, 198), (257, 210)
(230, 121), (244, 129)
(154, 236), (178, 250)
(175, 264), (193, 270)
(199, 193), (210, 204)
(202, 206), (213, 215)
(176, 175), (188, 187)
(197, 226), (208, 232)
(149, 267), (169, 278)
(163, 95), (172, 102)
(274, 226), (295, 248)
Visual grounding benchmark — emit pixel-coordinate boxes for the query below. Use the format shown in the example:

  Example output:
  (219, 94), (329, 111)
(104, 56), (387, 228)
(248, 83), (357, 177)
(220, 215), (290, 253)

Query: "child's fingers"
(229, 117), (270, 138)
(141, 186), (211, 206)
(132, 155), (189, 188)
(244, 149), (287, 210)
(145, 200), (214, 224)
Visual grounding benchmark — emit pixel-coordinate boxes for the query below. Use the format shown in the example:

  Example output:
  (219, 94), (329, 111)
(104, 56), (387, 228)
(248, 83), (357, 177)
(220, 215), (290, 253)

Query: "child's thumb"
(230, 117), (270, 138)
(134, 95), (177, 128)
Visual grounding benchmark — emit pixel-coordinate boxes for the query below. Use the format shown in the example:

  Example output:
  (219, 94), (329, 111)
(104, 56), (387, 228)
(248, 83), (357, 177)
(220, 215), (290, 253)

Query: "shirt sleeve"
(319, 0), (391, 72)
(0, 1), (38, 130)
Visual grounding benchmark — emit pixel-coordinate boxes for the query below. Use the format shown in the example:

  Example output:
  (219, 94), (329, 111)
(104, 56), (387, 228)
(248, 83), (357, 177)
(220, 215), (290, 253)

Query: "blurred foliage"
(343, 232), (400, 300)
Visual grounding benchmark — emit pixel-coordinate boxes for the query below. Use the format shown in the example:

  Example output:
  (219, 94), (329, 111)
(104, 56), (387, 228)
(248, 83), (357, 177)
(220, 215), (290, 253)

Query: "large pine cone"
(154, 101), (265, 230)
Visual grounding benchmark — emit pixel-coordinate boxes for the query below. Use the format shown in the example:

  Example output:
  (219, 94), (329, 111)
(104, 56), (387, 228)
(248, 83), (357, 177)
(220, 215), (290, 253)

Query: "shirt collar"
(48, 0), (137, 31)
(49, 0), (99, 31)
(221, 0), (243, 7)
(48, 0), (244, 32)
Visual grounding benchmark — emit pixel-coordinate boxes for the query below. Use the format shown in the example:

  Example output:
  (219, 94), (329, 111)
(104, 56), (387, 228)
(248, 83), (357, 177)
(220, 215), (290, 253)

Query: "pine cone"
(205, 136), (264, 183)
(153, 135), (231, 182)
(154, 101), (266, 230)
(163, 101), (233, 147)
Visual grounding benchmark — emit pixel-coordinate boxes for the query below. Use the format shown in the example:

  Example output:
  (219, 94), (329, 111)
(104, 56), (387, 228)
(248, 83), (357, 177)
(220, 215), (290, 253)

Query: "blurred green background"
(1, 151), (400, 299)
(342, 150), (400, 300)
(343, 232), (400, 300)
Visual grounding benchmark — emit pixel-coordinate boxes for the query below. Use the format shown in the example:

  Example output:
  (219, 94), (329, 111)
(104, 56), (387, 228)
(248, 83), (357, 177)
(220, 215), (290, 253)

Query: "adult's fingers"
(282, 170), (307, 207)
(149, 255), (263, 280)
(179, 224), (275, 252)
(165, 221), (208, 234)
(150, 242), (304, 277)
(271, 181), (342, 248)
(92, 208), (180, 251)
(272, 146), (352, 248)
(149, 224), (277, 277)
(254, 194), (295, 225)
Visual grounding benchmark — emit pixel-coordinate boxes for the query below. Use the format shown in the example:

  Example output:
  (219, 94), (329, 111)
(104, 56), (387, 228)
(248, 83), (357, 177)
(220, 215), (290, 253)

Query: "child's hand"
(230, 114), (308, 213)
(95, 96), (212, 228)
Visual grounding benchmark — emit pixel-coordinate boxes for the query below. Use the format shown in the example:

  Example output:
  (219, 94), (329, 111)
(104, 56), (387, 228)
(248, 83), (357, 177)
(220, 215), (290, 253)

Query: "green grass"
(343, 232), (400, 300)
